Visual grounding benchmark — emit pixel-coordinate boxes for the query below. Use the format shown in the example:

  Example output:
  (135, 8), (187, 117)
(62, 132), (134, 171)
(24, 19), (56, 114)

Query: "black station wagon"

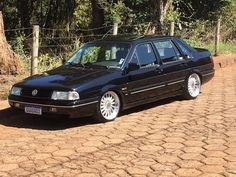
(9, 36), (214, 122)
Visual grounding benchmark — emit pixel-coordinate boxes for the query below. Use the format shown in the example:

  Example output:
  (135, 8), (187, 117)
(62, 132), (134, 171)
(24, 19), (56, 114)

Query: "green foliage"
(37, 38), (83, 72)
(111, 1), (134, 24)
(9, 33), (31, 71)
(72, 0), (91, 29)
(11, 33), (27, 58)
(165, 4), (180, 22)
(185, 39), (236, 55)
(99, 0), (135, 24)
(2, 0), (20, 29)
(38, 54), (62, 73)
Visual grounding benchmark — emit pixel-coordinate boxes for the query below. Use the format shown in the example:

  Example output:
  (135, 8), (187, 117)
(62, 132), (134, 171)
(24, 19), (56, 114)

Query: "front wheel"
(183, 73), (201, 99)
(94, 91), (121, 123)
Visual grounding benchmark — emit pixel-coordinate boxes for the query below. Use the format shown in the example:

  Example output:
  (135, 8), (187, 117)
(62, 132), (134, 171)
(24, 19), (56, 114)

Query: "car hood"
(16, 66), (114, 90)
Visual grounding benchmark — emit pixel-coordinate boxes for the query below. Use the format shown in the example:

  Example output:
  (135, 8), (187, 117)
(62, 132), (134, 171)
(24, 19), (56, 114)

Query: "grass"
(202, 42), (236, 55)
(186, 39), (236, 55)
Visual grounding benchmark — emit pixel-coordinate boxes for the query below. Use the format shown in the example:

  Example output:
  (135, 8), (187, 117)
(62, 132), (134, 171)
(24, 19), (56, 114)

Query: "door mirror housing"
(128, 62), (140, 72)
(184, 54), (193, 59)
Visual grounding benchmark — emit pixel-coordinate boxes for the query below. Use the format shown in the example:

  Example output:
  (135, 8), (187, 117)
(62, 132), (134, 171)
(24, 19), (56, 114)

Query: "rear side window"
(175, 39), (194, 58)
(135, 43), (157, 67)
(154, 40), (182, 63)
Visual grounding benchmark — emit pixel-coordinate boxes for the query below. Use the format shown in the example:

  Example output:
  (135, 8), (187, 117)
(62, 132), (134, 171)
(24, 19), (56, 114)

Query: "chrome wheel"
(187, 73), (201, 98)
(100, 91), (120, 120)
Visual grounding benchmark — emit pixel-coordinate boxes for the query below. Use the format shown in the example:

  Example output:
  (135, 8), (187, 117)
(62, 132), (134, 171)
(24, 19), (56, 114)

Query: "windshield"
(65, 42), (131, 68)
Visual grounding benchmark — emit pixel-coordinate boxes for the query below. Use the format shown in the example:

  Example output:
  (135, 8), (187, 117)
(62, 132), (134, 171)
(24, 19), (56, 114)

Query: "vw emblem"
(32, 89), (38, 96)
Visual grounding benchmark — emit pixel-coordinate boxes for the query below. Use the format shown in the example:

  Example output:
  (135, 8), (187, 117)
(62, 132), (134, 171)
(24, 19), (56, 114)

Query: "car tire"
(183, 73), (201, 99)
(94, 91), (121, 123)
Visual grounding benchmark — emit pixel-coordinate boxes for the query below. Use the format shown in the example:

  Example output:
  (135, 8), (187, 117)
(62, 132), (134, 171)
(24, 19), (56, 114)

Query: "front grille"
(21, 88), (52, 99)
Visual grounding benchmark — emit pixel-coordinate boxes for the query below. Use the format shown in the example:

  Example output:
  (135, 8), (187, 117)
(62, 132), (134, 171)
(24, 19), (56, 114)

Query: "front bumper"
(8, 98), (98, 118)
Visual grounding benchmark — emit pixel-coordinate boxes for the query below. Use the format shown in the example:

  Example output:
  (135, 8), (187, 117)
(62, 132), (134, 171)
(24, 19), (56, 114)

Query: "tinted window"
(135, 44), (157, 67)
(130, 53), (139, 65)
(154, 40), (182, 63)
(175, 39), (194, 58)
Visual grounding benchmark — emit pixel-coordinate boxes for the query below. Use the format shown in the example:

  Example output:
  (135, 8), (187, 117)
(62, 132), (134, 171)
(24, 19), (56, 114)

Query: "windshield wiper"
(84, 63), (109, 69)
(66, 62), (109, 69)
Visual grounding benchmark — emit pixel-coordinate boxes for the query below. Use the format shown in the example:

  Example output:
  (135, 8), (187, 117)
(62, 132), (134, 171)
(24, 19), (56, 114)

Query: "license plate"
(25, 105), (42, 115)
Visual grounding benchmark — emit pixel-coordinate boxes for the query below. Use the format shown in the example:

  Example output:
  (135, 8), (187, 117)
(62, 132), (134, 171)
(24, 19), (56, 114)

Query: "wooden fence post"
(170, 21), (175, 36)
(31, 25), (39, 76)
(113, 23), (118, 35)
(215, 18), (221, 56)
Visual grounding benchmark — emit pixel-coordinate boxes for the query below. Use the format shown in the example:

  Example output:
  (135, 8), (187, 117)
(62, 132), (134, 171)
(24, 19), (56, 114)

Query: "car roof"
(90, 35), (177, 44)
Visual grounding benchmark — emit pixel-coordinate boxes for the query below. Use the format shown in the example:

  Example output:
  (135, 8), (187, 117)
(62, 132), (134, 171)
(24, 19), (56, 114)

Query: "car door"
(153, 39), (190, 94)
(126, 43), (166, 103)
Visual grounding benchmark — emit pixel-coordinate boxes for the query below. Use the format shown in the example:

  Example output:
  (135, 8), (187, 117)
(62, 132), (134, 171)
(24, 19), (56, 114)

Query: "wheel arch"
(100, 85), (125, 111)
(189, 68), (203, 83)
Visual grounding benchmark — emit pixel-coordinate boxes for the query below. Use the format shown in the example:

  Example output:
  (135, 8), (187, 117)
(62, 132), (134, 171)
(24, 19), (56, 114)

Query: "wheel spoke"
(99, 91), (120, 120)
(187, 74), (201, 98)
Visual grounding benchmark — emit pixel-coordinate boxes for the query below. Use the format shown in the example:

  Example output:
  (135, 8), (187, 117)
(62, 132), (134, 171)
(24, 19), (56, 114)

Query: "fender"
(100, 84), (126, 110)
(189, 68), (203, 82)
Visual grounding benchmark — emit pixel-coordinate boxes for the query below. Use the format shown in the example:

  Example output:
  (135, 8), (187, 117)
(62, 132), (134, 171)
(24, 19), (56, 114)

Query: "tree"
(0, 11), (21, 75)
(91, 0), (105, 33)
(16, 0), (33, 28)
(150, 0), (172, 31)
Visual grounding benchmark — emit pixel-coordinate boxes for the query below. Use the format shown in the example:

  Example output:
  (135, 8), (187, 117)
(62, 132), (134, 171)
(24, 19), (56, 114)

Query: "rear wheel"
(183, 73), (201, 99)
(94, 91), (121, 122)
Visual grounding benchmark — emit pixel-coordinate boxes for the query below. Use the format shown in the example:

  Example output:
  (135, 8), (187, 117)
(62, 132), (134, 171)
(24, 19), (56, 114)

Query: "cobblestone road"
(0, 65), (236, 177)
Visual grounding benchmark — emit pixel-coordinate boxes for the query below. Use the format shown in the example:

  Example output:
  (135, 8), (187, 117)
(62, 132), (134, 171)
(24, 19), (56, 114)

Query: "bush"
(38, 54), (62, 73)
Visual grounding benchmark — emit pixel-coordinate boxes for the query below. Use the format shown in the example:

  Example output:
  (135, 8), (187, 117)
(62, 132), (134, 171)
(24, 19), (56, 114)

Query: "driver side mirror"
(128, 62), (140, 72)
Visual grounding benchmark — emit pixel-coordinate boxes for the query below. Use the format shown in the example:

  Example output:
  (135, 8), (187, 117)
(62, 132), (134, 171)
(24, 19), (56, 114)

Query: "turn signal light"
(50, 108), (57, 112)
(14, 103), (20, 108)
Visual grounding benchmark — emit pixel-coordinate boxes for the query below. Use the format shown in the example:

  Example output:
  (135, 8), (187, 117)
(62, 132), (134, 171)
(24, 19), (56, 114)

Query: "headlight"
(10, 86), (22, 96)
(51, 91), (80, 100)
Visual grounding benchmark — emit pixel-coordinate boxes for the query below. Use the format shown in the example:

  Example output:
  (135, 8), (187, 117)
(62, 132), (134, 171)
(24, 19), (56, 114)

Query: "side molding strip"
(130, 84), (165, 95)
(130, 79), (185, 95)
(167, 80), (185, 86)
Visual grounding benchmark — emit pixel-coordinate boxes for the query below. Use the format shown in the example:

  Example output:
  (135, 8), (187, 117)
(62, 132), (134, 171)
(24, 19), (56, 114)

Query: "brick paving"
(0, 65), (236, 177)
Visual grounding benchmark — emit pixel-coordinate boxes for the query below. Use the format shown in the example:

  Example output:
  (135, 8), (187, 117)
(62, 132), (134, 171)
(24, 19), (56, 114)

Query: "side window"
(175, 39), (193, 58)
(130, 52), (139, 65)
(136, 44), (157, 67)
(154, 40), (182, 64)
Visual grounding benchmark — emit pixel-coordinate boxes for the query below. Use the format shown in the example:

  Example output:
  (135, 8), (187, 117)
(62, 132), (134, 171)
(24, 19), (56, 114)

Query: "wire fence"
(4, 19), (235, 74)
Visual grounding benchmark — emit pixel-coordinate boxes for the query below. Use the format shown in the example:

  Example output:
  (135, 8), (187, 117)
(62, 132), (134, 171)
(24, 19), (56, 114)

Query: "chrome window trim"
(8, 100), (98, 108)
(130, 79), (185, 95)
